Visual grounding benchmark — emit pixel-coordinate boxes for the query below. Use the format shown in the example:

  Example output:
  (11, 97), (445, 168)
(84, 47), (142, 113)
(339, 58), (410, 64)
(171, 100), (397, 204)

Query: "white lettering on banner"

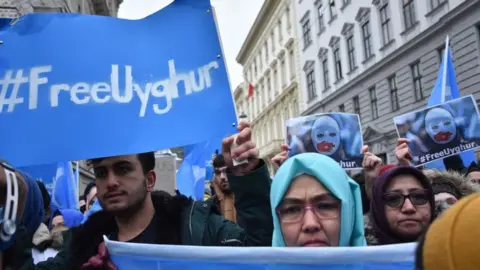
(339, 160), (358, 169)
(419, 142), (477, 164)
(0, 59), (220, 117)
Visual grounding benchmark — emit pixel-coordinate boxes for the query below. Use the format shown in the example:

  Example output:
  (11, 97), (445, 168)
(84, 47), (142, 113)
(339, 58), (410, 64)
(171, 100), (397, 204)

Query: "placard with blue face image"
(393, 95), (480, 166)
(285, 113), (364, 170)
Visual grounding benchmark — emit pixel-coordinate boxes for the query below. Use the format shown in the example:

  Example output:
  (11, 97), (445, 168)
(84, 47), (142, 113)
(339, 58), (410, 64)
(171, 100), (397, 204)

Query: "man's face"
(52, 215), (64, 228)
(469, 171), (480, 185)
(93, 155), (155, 214)
(213, 166), (229, 193)
(85, 187), (97, 212)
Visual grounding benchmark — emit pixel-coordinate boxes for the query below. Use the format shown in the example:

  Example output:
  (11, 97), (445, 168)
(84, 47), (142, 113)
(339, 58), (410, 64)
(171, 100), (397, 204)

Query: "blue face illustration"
(311, 115), (341, 156)
(425, 107), (457, 145)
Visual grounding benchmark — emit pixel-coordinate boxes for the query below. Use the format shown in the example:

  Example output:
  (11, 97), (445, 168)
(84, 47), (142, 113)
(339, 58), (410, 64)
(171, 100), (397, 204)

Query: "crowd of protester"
(0, 121), (479, 269)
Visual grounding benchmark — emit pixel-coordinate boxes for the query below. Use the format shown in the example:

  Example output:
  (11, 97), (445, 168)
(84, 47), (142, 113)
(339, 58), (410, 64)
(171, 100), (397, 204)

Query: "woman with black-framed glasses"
(365, 166), (435, 245)
(270, 153), (366, 247)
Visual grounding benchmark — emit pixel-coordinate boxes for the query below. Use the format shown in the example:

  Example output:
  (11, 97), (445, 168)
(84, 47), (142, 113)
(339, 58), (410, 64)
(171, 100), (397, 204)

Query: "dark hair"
(79, 195), (86, 201)
(52, 209), (62, 218)
(83, 182), (96, 199)
(87, 152), (156, 174)
(36, 180), (51, 211)
(213, 154), (226, 168)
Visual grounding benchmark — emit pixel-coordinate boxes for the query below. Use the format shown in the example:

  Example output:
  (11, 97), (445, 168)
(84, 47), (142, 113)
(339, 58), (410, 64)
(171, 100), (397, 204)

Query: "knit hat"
(421, 193), (480, 270)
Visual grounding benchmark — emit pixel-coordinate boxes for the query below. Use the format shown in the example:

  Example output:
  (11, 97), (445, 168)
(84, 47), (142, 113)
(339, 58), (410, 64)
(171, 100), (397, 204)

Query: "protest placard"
(105, 236), (415, 270)
(0, 0), (237, 167)
(285, 113), (363, 170)
(393, 95), (480, 166)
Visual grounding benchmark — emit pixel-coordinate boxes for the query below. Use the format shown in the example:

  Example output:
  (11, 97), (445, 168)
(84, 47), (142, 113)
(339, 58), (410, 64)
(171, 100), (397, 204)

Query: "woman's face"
(384, 175), (432, 241)
(278, 174), (341, 247)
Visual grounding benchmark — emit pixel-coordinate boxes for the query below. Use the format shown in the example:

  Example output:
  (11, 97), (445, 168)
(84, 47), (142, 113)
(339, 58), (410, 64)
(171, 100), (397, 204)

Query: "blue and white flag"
(426, 36), (477, 170)
(176, 136), (226, 200)
(51, 161), (78, 210)
(0, 0), (237, 167)
(19, 161), (79, 210)
(105, 238), (415, 270)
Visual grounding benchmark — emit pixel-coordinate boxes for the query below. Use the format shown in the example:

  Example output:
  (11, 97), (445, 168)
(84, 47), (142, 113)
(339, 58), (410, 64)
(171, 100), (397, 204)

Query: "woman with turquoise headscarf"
(271, 153), (366, 247)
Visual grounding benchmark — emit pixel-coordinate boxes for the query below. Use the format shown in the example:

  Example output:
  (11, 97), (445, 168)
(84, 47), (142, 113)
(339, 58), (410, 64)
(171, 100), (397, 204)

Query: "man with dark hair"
(36, 180), (52, 225)
(464, 161), (480, 184)
(78, 196), (86, 214)
(209, 154), (237, 222)
(25, 122), (273, 269)
(83, 182), (97, 214)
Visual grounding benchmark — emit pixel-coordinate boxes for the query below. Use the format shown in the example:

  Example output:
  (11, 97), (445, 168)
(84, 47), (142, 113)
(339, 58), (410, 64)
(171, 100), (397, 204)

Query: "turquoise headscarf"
(270, 153), (366, 247)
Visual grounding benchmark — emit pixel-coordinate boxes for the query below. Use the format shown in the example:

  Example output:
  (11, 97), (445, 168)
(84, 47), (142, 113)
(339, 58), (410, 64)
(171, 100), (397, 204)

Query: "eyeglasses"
(276, 201), (341, 223)
(382, 189), (430, 209)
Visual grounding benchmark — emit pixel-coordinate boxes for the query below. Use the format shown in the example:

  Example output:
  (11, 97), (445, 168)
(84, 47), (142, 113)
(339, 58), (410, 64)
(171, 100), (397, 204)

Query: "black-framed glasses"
(382, 189), (430, 208)
(276, 201), (341, 223)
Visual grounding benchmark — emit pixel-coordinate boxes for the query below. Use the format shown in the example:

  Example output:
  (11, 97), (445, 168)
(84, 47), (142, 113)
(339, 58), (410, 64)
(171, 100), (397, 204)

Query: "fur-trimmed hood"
(423, 169), (479, 198)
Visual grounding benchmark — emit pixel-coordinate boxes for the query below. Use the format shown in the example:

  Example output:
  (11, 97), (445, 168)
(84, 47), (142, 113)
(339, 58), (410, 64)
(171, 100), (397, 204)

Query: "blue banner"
(0, 0), (237, 167)
(426, 37), (476, 170)
(105, 238), (415, 270)
(20, 161), (78, 210)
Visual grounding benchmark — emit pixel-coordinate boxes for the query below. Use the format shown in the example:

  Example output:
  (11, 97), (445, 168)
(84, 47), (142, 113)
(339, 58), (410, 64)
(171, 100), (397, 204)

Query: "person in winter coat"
(208, 154), (237, 223)
(270, 153), (366, 247)
(19, 122), (273, 270)
(364, 166), (435, 245)
(415, 193), (480, 270)
(423, 169), (479, 215)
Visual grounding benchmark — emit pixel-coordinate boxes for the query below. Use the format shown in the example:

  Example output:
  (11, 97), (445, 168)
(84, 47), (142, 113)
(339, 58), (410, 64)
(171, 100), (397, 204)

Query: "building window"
(411, 61), (424, 101)
(271, 32), (276, 52)
(317, 4), (325, 33)
(280, 59), (287, 87)
(267, 76), (271, 101)
(286, 8), (292, 33)
(278, 19), (283, 42)
(437, 45), (446, 64)
(339, 104), (345, 112)
(346, 35), (356, 71)
(253, 63), (257, 78)
(265, 42), (269, 62)
(378, 153), (388, 164)
(353, 96), (361, 116)
(402, 0), (416, 30)
(329, 0), (337, 21)
(361, 21), (373, 59)
(388, 75), (399, 112)
(322, 57), (330, 90)
(379, 3), (392, 45)
(302, 19), (312, 49)
(369, 86), (378, 119)
(333, 46), (343, 81)
(273, 68), (278, 94)
(430, 0), (444, 11)
(289, 49), (295, 79)
(258, 55), (262, 71)
(306, 69), (317, 100)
